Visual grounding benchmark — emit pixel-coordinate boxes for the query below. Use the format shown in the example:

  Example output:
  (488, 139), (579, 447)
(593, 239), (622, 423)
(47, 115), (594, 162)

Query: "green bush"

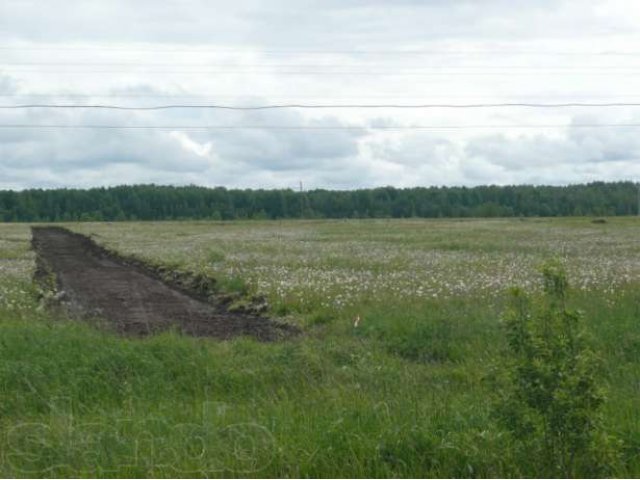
(494, 261), (621, 477)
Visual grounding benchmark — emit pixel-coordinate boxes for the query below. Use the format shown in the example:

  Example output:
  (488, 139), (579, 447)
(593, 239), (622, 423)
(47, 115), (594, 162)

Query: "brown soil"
(31, 226), (297, 341)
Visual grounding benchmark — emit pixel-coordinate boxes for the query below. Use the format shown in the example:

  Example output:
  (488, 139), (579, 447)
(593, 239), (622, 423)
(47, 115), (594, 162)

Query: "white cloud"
(170, 131), (214, 158)
(1, 1), (640, 189)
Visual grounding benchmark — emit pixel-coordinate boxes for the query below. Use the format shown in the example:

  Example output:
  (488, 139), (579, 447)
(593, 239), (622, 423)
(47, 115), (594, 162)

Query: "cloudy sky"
(1, 0), (640, 190)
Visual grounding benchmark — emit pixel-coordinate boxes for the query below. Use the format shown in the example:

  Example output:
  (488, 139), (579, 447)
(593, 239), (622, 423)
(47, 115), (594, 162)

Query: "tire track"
(31, 227), (297, 340)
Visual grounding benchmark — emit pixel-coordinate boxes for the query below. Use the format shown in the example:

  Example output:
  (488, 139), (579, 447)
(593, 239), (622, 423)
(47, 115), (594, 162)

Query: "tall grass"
(3, 288), (639, 477)
(1, 219), (640, 477)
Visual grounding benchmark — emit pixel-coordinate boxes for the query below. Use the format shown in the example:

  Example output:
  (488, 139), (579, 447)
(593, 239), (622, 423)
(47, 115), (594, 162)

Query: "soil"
(31, 226), (298, 341)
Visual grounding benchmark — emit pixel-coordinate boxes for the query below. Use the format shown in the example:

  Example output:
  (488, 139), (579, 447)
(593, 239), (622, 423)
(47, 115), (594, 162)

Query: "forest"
(0, 181), (637, 222)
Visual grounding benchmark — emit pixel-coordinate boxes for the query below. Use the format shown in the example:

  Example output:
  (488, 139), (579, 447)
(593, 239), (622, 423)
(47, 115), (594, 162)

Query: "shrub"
(493, 261), (620, 477)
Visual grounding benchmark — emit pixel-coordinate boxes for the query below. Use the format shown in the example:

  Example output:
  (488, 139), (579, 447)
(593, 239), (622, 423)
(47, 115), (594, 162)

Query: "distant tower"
(299, 180), (304, 218)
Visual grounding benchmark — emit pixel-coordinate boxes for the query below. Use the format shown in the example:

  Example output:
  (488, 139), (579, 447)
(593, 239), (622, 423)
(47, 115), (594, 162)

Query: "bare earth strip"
(31, 226), (296, 341)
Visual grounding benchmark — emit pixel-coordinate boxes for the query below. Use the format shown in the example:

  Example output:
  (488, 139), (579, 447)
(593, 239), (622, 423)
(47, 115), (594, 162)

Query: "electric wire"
(4, 63), (640, 69)
(3, 94), (640, 99)
(1, 123), (639, 131)
(2, 103), (640, 110)
(5, 69), (640, 76)
(2, 46), (640, 56)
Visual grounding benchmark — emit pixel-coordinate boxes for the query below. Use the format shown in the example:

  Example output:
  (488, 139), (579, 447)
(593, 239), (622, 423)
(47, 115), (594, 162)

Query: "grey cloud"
(360, 114), (640, 187)
(466, 119), (640, 172)
(370, 134), (456, 168)
(0, 106), (209, 175)
(166, 107), (365, 171)
(0, 0), (615, 47)
(0, 74), (19, 94)
(0, 98), (366, 188)
(1, 1), (639, 190)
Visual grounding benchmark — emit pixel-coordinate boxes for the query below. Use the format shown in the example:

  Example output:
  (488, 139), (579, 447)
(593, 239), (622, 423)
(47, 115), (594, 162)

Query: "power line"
(5, 63), (640, 69)
(4, 93), (640, 99)
(4, 94), (640, 102)
(2, 46), (640, 56)
(5, 69), (640, 76)
(2, 103), (640, 110)
(1, 123), (640, 131)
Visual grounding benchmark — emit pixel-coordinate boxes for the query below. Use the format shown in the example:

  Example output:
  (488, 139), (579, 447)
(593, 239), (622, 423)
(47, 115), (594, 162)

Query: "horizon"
(0, 179), (638, 193)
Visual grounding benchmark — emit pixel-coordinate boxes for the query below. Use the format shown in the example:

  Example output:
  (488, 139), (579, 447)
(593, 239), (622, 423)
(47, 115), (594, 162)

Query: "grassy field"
(1, 218), (640, 477)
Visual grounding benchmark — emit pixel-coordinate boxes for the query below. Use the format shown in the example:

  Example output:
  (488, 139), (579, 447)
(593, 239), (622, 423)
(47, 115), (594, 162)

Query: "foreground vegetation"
(1, 218), (640, 477)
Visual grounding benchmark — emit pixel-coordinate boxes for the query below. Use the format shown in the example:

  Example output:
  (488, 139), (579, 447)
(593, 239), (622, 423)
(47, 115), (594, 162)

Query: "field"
(1, 218), (640, 477)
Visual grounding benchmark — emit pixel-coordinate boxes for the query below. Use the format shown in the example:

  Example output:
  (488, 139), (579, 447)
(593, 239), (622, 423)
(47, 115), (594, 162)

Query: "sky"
(1, 0), (640, 190)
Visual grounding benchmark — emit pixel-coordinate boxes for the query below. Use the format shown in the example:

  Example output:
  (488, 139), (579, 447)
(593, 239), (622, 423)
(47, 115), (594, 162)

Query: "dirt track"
(31, 227), (296, 340)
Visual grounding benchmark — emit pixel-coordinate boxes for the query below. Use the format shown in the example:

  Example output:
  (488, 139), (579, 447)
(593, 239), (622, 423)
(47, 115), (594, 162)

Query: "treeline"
(0, 182), (637, 222)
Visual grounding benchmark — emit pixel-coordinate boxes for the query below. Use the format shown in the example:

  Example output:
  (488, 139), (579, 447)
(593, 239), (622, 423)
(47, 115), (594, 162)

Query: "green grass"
(1, 219), (640, 477)
(0, 300), (507, 477)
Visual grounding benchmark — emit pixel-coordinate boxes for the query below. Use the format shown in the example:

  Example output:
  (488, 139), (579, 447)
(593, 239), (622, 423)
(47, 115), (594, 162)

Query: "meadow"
(1, 218), (640, 477)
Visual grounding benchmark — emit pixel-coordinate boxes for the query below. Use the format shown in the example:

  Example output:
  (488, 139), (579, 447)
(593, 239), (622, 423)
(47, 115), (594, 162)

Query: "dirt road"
(31, 227), (296, 340)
